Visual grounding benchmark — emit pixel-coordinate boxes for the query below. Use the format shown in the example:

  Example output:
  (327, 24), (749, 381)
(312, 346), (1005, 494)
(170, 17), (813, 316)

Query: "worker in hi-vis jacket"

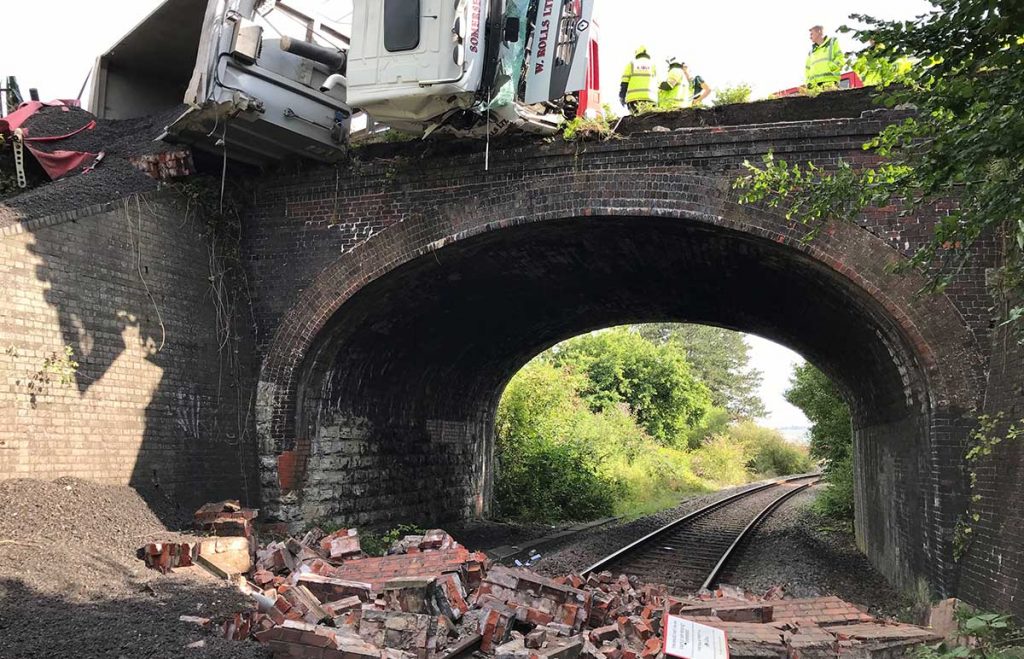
(621, 46), (658, 113)
(806, 25), (846, 88)
(658, 58), (691, 110)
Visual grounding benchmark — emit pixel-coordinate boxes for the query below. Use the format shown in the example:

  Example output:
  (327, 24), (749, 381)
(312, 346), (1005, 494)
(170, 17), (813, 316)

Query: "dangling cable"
(220, 121), (228, 214)
(485, 91), (492, 172)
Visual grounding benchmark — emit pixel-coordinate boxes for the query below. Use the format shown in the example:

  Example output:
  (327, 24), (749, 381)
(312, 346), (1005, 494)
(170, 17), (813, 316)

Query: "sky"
(0, 0), (935, 106)
(746, 335), (807, 432)
(1, 0), (933, 432)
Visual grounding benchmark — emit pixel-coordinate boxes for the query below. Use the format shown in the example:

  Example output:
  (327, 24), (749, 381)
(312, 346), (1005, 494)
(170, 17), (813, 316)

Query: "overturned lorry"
(90, 0), (598, 166)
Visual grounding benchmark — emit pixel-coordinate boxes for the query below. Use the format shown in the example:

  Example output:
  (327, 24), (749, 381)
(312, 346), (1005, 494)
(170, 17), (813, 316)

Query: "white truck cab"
(88, 0), (596, 164)
(347, 0), (595, 137)
(346, 0), (487, 131)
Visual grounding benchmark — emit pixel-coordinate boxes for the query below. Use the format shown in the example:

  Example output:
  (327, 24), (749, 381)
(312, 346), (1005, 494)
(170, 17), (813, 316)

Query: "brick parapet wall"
(0, 191), (258, 517)
(245, 113), (993, 354)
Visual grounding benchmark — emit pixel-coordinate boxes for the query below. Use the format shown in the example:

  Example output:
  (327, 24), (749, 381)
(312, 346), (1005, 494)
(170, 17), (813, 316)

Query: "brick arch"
(259, 169), (980, 448)
(255, 169), (983, 592)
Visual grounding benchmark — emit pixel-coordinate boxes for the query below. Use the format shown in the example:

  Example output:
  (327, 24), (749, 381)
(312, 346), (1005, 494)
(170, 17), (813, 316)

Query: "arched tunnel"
(261, 211), (981, 593)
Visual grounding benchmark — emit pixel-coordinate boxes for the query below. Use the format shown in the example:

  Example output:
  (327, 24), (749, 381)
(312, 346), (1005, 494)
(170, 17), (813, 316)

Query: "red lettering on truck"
(469, 0), (482, 53)
(534, 0), (555, 73)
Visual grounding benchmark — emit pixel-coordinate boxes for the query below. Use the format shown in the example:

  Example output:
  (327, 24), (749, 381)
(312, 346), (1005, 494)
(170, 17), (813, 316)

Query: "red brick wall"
(242, 106), (992, 605)
(0, 192), (258, 520)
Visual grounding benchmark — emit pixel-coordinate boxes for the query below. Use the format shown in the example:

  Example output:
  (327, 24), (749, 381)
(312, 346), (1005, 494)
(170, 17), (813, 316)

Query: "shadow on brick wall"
(4, 193), (259, 525)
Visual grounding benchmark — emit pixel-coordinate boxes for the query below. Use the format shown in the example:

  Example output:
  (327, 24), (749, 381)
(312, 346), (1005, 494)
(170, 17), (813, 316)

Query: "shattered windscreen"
(486, 0), (529, 110)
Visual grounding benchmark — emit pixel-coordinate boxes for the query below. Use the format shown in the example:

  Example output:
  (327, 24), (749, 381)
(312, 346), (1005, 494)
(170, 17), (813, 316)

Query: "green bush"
(496, 437), (620, 522)
(495, 360), (622, 522)
(812, 455), (855, 521)
(680, 406), (731, 449)
(690, 437), (749, 485)
(603, 443), (710, 518)
(785, 364), (854, 520)
(713, 84), (752, 106)
(729, 421), (813, 477)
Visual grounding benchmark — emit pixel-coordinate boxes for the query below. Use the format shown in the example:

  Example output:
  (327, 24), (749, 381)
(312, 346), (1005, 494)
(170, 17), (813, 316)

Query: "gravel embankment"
(721, 486), (904, 616)
(0, 477), (270, 658)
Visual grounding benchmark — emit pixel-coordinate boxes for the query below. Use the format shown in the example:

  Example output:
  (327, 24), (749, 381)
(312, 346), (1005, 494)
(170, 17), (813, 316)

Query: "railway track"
(581, 474), (819, 594)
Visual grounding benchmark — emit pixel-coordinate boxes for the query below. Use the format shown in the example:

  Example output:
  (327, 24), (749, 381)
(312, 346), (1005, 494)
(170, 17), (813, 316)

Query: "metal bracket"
(283, 107), (331, 132)
(12, 129), (27, 188)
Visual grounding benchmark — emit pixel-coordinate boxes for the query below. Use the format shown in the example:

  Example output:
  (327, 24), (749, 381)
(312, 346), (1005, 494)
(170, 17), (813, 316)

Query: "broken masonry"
(139, 501), (945, 659)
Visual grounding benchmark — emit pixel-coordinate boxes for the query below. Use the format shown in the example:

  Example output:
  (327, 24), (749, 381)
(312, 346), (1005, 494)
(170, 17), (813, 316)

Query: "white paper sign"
(663, 615), (730, 659)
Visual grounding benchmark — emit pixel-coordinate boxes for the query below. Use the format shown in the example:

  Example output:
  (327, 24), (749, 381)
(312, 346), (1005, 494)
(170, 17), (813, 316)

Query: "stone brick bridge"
(2, 91), (1021, 613)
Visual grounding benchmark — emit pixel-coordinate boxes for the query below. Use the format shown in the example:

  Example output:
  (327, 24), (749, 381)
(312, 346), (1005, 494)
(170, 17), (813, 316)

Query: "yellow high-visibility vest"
(658, 66), (689, 109)
(806, 37), (845, 87)
(622, 57), (657, 104)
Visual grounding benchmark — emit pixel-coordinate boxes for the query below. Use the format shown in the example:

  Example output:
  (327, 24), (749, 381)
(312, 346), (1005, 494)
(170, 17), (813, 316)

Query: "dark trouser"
(626, 101), (650, 114)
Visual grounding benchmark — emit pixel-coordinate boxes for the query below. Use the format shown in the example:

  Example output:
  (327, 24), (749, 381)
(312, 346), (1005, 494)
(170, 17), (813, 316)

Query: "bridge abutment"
(3, 93), (1019, 613)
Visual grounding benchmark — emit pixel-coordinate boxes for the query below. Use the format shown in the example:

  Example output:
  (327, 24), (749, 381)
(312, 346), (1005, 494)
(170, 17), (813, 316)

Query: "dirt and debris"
(615, 87), (879, 135)
(0, 481), (947, 657)
(0, 478), (269, 657)
(138, 508), (946, 659)
(0, 103), (192, 223)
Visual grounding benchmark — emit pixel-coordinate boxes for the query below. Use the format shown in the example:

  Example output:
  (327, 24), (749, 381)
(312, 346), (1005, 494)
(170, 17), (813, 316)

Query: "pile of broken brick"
(139, 501), (944, 659)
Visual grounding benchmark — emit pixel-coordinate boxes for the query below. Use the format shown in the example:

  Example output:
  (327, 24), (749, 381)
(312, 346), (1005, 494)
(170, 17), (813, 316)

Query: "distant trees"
(550, 328), (712, 446)
(494, 325), (809, 522)
(785, 364), (854, 520)
(637, 324), (767, 420)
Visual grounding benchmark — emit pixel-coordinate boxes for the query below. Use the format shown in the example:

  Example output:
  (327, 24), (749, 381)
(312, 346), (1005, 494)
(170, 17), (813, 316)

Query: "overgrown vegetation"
(361, 524), (427, 557)
(561, 107), (619, 142)
(953, 413), (1023, 560)
(495, 326), (811, 523)
(916, 606), (1024, 659)
(736, 1), (1024, 333)
(785, 364), (855, 521)
(713, 84), (753, 106)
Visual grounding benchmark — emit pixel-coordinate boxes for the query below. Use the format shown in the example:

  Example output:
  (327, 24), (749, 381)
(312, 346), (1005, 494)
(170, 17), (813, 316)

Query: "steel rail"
(580, 472), (819, 577)
(699, 480), (816, 591)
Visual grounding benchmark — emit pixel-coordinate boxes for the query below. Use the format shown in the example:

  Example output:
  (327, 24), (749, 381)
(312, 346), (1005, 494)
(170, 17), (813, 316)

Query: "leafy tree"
(637, 324), (766, 420)
(736, 1), (1024, 327)
(785, 364), (852, 466)
(680, 405), (732, 450)
(494, 360), (620, 521)
(785, 364), (854, 520)
(551, 328), (713, 446)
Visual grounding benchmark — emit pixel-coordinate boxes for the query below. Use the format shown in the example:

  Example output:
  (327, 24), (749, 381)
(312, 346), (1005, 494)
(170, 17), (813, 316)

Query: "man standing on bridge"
(658, 58), (691, 110)
(805, 25), (846, 89)
(621, 46), (658, 113)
